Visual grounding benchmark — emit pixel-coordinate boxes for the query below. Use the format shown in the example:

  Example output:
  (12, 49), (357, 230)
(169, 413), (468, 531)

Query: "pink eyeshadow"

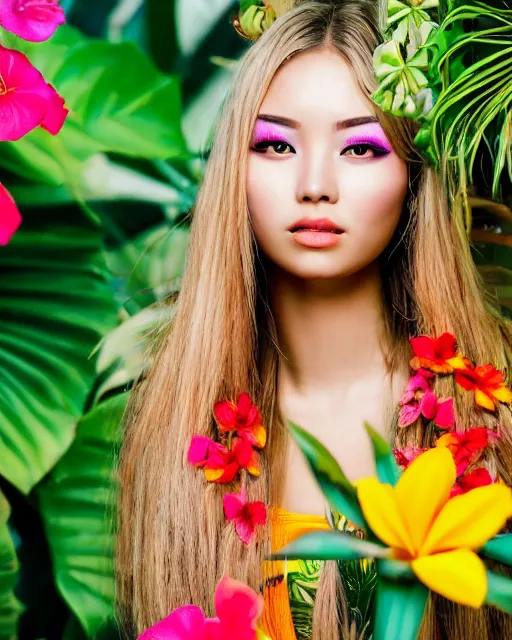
(344, 123), (392, 152)
(251, 120), (290, 145)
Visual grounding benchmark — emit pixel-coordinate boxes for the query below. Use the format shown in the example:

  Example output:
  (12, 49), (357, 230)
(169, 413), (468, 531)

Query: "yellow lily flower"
(357, 447), (512, 607)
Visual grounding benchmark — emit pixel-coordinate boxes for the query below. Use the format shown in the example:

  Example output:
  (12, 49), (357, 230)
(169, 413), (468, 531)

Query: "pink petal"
(0, 0), (66, 43)
(0, 183), (22, 245)
(398, 402), (421, 427)
(137, 605), (206, 640)
(420, 390), (438, 420)
(235, 518), (255, 545)
(434, 397), (455, 429)
(214, 577), (263, 638)
(223, 491), (246, 521)
(40, 84), (68, 135)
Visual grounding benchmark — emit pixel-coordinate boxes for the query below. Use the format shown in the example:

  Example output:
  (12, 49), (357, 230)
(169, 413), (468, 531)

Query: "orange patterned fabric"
(262, 508), (331, 639)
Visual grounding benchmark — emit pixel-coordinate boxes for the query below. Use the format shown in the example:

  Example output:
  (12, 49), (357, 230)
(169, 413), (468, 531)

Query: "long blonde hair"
(116, 1), (512, 638)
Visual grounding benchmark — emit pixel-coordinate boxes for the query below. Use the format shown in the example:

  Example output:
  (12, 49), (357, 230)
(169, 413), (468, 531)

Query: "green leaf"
(271, 530), (389, 561)
(486, 570), (512, 614)
(374, 560), (428, 640)
(0, 493), (23, 640)
(288, 422), (366, 530)
(482, 534), (512, 565)
(37, 393), (128, 638)
(0, 210), (118, 494)
(364, 423), (401, 486)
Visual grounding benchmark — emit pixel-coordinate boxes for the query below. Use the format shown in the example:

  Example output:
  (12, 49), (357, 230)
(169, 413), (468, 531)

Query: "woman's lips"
(292, 229), (342, 248)
(289, 217), (344, 248)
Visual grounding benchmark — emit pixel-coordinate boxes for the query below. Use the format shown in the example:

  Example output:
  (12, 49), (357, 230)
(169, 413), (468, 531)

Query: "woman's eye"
(252, 141), (295, 155)
(342, 144), (387, 158)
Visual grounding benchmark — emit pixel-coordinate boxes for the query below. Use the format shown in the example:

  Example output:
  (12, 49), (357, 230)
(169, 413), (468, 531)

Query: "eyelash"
(251, 140), (389, 157)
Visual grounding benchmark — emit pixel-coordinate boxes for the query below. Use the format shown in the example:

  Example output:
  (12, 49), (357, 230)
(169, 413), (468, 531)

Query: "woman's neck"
(269, 261), (389, 396)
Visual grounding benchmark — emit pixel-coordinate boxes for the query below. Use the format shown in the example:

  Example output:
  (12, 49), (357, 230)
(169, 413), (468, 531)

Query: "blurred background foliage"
(0, 2), (511, 640)
(0, 1), (245, 639)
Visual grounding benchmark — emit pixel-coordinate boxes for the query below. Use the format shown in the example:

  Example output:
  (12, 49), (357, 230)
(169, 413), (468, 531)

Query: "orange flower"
(436, 427), (495, 475)
(454, 363), (512, 411)
(214, 393), (267, 449)
(410, 332), (469, 374)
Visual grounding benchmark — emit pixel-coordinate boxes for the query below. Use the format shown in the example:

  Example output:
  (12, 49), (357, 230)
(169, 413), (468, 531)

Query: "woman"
(116, 1), (512, 638)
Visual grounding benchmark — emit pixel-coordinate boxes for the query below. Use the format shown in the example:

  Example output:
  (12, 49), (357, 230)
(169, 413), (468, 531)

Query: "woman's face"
(247, 47), (408, 280)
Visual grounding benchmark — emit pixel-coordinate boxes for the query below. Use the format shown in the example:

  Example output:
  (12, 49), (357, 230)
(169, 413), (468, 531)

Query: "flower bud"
(239, 4), (276, 40)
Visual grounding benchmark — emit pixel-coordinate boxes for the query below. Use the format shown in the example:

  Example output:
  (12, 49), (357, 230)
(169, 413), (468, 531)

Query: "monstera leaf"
(37, 393), (127, 638)
(0, 209), (118, 494)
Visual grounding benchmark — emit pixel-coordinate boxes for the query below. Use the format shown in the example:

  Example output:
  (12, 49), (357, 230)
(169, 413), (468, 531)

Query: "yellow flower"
(357, 447), (512, 607)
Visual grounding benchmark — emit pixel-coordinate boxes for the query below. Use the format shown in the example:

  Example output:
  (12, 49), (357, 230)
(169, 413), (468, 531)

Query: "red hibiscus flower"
(0, 183), (22, 245)
(137, 577), (263, 640)
(0, 45), (68, 141)
(214, 393), (266, 449)
(188, 435), (261, 483)
(409, 332), (469, 374)
(454, 363), (512, 412)
(0, 0), (65, 43)
(436, 427), (496, 475)
(398, 369), (454, 429)
(451, 468), (494, 497)
(223, 489), (267, 545)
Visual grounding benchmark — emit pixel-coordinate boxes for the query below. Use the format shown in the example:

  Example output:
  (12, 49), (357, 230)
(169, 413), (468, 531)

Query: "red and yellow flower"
(188, 435), (261, 483)
(214, 392), (267, 449)
(454, 363), (512, 411)
(409, 332), (469, 374)
(436, 427), (495, 475)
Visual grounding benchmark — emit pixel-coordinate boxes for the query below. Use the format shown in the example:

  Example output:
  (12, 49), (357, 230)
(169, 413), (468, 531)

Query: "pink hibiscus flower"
(399, 369), (454, 429)
(0, 45), (68, 141)
(223, 489), (267, 544)
(0, 0), (65, 43)
(137, 577), (263, 640)
(0, 183), (22, 245)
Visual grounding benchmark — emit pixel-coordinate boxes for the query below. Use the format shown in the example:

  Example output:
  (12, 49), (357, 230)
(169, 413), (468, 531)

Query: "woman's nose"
(295, 149), (339, 204)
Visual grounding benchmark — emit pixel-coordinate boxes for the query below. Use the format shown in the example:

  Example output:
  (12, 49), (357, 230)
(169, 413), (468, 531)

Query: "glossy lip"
(288, 217), (343, 233)
(292, 230), (342, 248)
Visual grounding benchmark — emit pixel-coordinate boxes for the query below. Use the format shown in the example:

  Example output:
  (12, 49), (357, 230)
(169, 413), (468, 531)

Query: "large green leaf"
(486, 570), (512, 614)
(482, 534), (512, 565)
(37, 393), (127, 638)
(0, 493), (22, 640)
(364, 423), (401, 486)
(374, 560), (428, 640)
(272, 530), (389, 562)
(0, 210), (118, 494)
(288, 422), (366, 530)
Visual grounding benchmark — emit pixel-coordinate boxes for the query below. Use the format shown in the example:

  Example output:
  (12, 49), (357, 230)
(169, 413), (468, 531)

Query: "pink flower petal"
(398, 402), (421, 427)
(213, 577), (263, 638)
(0, 183), (22, 245)
(187, 436), (212, 466)
(0, 0), (66, 43)
(223, 491), (246, 521)
(137, 605), (206, 640)
(40, 84), (68, 135)
(434, 397), (455, 429)
(235, 517), (255, 545)
(420, 390), (438, 420)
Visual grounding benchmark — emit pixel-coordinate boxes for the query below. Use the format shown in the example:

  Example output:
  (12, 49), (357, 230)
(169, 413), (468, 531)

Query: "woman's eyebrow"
(257, 114), (379, 130)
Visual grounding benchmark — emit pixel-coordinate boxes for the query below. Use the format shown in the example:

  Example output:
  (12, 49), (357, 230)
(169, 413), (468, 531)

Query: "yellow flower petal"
(357, 478), (414, 555)
(492, 385), (512, 404)
(421, 484), (512, 556)
(412, 549), (487, 607)
(395, 447), (455, 553)
(204, 468), (224, 482)
(254, 424), (267, 448)
(447, 356), (470, 370)
(474, 388), (496, 411)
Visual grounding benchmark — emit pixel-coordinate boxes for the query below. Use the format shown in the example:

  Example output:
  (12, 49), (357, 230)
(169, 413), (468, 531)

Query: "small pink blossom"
(223, 489), (267, 545)
(0, 45), (68, 141)
(0, 183), (22, 245)
(0, 0), (65, 43)
(137, 577), (263, 640)
(399, 369), (454, 429)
